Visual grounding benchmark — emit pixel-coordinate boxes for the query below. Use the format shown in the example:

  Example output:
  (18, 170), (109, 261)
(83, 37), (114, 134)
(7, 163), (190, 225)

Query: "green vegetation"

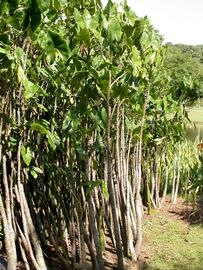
(142, 213), (203, 270)
(163, 43), (203, 102)
(0, 1), (202, 269)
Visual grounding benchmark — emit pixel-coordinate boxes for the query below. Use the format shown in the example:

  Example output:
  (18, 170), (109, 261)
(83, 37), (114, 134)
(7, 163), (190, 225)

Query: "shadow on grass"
(168, 197), (203, 226)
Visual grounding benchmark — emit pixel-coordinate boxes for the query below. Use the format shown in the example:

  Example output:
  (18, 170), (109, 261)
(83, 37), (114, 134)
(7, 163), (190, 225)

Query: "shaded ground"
(1, 197), (202, 269)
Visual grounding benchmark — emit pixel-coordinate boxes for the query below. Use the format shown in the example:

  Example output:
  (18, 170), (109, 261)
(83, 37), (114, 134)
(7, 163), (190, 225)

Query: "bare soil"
(104, 196), (203, 269)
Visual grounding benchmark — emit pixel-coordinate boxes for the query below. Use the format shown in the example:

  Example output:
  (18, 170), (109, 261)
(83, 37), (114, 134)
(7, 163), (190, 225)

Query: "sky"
(101, 0), (203, 45)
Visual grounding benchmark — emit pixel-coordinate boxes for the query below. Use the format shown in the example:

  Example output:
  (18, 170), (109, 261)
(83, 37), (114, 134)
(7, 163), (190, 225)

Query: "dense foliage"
(163, 43), (203, 103)
(0, 1), (202, 269)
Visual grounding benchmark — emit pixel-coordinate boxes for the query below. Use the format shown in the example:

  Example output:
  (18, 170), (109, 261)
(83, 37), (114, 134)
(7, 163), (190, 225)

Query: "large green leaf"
(47, 31), (69, 63)
(107, 17), (122, 42)
(145, 51), (156, 65)
(30, 169), (38, 179)
(101, 107), (107, 125)
(21, 146), (33, 166)
(30, 166), (43, 179)
(46, 131), (60, 150)
(36, 0), (50, 11)
(74, 8), (85, 29)
(18, 66), (42, 99)
(0, 44), (13, 60)
(90, 12), (100, 30)
(140, 30), (151, 50)
(23, 79), (40, 99)
(95, 133), (105, 150)
(78, 28), (91, 45)
(132, 45), (141, 76)
(83, 9), (92, 28)
(31, 122), (48, 134)
(31, 122), (60, 150)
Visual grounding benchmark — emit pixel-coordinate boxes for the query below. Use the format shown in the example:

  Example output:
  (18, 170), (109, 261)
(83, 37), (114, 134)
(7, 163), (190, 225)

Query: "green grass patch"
(142, 215), (203, 270)
(188, 109), (203, 123)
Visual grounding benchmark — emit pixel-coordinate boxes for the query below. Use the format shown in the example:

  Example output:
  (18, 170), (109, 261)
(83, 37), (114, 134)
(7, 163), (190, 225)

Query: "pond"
(186, 101), (203, 142)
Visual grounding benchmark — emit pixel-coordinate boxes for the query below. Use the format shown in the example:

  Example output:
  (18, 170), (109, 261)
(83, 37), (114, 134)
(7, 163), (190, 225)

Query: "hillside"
(163, 43), (203, 100)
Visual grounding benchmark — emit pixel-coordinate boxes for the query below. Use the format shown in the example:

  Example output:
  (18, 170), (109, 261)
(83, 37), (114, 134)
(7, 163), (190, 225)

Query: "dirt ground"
(1, 197), (202, 269)
(104, 196), (203, 269)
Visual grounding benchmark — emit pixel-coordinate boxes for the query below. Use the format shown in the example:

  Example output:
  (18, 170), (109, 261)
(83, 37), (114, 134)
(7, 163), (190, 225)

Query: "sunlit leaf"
(23, 79), (40, 99)
(46, 131), (60, 150)
(32, 166), (43, 174)
(21, 146), (33, 166)
(18, 66), (42, 99)
(132, 45), (141, 76)
(154, 137), (166, 145)
(74, 8), (85, 29)
(31, 169), (38, 179)
(83, 9), (91, 28)
(31, 122), (48, 134)
(107, 17), (122, 42)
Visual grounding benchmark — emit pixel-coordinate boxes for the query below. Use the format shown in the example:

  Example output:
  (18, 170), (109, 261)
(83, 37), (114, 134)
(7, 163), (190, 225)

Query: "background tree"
(163, 43), (203, 103)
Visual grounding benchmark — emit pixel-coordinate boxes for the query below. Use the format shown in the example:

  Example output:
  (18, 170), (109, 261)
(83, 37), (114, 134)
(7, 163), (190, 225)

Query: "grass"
(142, 214), (203, 270)
(188, 109), (203, 123)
